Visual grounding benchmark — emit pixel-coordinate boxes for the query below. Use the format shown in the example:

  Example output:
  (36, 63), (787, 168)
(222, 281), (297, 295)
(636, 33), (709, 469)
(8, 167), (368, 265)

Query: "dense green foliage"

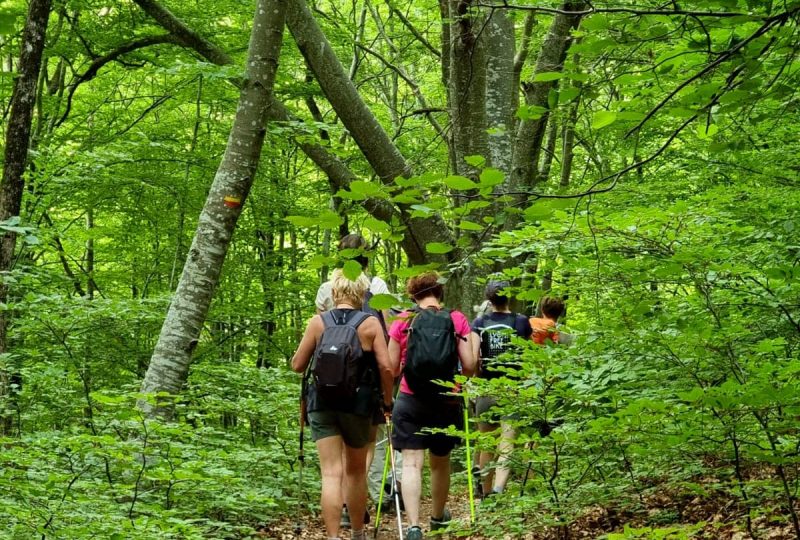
(0, 0), (798, 538)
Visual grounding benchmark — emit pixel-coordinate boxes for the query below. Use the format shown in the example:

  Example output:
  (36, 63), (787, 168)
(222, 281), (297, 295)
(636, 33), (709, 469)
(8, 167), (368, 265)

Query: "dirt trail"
(262, 491), (486, 540)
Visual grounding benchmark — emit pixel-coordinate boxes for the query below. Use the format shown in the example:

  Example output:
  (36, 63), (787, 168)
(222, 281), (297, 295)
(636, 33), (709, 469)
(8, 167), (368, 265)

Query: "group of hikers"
(291, 234), (569, 540)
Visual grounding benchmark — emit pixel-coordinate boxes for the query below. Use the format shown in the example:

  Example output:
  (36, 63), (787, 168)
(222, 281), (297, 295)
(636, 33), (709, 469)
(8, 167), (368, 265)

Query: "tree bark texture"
(0, 0), (52, 435)
(510, 2), (584, 192)
(483, 2), (516, 175)
(138, 0), (286, 418)
(446, 0), (488, 177)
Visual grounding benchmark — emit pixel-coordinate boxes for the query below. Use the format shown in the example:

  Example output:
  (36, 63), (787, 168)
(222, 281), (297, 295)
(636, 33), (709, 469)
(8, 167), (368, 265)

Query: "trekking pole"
(384, 414), (404, 540)
(373, 442), (391, 539)
(463, 392), (476, 524)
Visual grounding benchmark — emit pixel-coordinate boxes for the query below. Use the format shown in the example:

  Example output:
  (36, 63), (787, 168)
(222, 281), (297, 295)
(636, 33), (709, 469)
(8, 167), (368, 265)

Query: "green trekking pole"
(384, 414), (404, 540)
(463, 392), (476, 524)
(373, 440), (391, 539)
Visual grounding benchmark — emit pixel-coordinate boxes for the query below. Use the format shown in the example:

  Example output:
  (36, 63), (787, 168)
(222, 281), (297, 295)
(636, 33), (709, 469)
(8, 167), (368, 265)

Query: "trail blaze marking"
(223, 196), (242, 208)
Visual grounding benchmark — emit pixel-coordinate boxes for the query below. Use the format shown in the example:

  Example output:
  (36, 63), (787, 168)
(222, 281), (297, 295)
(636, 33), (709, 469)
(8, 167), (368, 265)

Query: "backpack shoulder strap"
(320, 311), (336, 327)
(347, 310), (370, 329)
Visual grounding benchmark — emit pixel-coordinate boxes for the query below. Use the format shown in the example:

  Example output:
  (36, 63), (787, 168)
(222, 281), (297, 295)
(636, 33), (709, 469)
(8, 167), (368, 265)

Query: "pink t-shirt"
(388, 308), (471, 395)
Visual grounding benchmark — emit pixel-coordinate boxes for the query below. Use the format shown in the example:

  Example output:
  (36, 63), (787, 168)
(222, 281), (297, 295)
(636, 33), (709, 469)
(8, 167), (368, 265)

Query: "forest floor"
(257, 487), (798, 540)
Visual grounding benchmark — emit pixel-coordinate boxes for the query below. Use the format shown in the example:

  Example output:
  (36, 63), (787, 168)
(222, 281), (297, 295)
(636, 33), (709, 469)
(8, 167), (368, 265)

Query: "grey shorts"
(308, 410), (372, 449)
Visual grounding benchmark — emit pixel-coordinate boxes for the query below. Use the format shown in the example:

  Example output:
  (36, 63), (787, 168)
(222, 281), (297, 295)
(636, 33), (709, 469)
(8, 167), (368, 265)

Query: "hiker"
(314, 233), (402, 524)
(316, 233), (390, 317)
(471, 281), (533, 498)
(388, 272), (476, 540)
(530, 296), (574, 346)
(291, 269), (397, 540)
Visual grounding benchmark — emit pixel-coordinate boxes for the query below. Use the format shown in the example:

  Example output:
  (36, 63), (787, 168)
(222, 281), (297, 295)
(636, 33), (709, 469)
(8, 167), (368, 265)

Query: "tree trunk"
(510, 2), (584, 193)
(445, 0), (487, 178)
(483, 1), (515, 175)
(138, 0), (286, 419)
(285, 0), (453, 266)
(0, 0), (52, 436)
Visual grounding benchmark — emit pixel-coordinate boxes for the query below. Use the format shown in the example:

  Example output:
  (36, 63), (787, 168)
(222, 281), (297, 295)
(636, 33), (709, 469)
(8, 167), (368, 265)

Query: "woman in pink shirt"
(388, 272), (475, 540)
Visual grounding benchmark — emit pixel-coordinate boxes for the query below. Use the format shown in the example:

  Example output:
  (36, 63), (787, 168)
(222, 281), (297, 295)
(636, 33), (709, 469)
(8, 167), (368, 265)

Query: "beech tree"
(138, 0), (287, 417)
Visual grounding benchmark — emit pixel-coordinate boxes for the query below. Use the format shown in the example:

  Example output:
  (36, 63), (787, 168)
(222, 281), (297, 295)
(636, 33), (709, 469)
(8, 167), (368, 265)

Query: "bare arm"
(470, 331), (481, 374)
(291, 315), (322, 373)
(388, 337), (403, 378)
(458, 333), (477, 377)
(370, 319), (396, 406)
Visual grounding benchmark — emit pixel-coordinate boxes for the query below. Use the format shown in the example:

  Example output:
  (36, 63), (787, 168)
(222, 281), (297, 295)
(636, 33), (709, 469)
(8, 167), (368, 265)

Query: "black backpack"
(312, 310), (370, 400)
(478, 313), (524, 379)
(404, 307), (459, 399)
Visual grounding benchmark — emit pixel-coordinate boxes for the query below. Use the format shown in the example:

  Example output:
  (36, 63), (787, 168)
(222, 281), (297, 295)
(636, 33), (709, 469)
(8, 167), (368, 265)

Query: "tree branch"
(480, 2), (769, 19)
(385, 0), (441, 58)
(55, 34), (182, 127)
(625, 8), (797, 137)
(131, 0), (234, 65)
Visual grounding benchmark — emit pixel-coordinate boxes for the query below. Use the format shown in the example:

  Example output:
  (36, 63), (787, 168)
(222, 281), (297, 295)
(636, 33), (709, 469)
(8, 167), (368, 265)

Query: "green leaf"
(342, 260), (363, 281)
(349, 180), (386, 198)
(524, 204), (553, 221)
(444, 175), (477, 190)
(464, 155), (486, 168)
(582, 14), (610, 31)
(617, 111), (645, 121)
(592, 111), (617, 130)
(516, 105), (548, 120)
(367, 293), (399, 311)
(425, 242), (454, 254)
(457, 220), (484, 231)
(478, 168), (504, 187)
(696, 123), (719, 139)
(362, 217), (390, 234)
(559, 87), (581, 104)
(533, 71), (564, 82)
(286, 211), (342, 229)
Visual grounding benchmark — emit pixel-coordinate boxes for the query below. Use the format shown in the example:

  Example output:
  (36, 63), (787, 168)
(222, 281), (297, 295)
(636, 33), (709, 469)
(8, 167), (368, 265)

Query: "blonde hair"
(330, 268), (370, 308)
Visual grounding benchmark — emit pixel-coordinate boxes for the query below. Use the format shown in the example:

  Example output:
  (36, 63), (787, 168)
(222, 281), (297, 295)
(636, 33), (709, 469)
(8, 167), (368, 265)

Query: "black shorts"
(391, 392), (463, 457)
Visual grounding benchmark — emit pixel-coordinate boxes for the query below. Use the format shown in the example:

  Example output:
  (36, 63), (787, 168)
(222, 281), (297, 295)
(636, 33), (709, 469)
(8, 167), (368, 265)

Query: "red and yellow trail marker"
(223, 195), (242, 208)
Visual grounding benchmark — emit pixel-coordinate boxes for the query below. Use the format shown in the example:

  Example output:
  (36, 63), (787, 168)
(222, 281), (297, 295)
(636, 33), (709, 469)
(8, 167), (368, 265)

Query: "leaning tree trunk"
(0, 0), (52, 436)
(285, 0), (453, 268)
(510, 2), (585, 194)
(138, 0), (286, 419)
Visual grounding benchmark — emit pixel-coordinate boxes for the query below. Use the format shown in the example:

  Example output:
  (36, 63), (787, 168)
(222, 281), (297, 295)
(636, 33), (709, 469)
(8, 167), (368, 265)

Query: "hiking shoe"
(430, 508), (451, 532)
(340, 505), (350, 528)
(406, 526), (423, 540)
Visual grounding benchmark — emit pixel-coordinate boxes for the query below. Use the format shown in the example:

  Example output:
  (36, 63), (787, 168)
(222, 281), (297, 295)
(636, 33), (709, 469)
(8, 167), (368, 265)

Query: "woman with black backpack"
(387, 272), (476, 540)
(292, 270), (396, 540)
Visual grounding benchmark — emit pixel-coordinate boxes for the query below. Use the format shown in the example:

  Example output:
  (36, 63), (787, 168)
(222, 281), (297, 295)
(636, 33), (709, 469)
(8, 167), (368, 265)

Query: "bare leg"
(492, 422), (517, 493)
(478, 421), (498, 495)
(429, 453), (451, 518)
(401, 449), (425, 527)
(316, 436), (345, 538)
(344, 443), (370, 531)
